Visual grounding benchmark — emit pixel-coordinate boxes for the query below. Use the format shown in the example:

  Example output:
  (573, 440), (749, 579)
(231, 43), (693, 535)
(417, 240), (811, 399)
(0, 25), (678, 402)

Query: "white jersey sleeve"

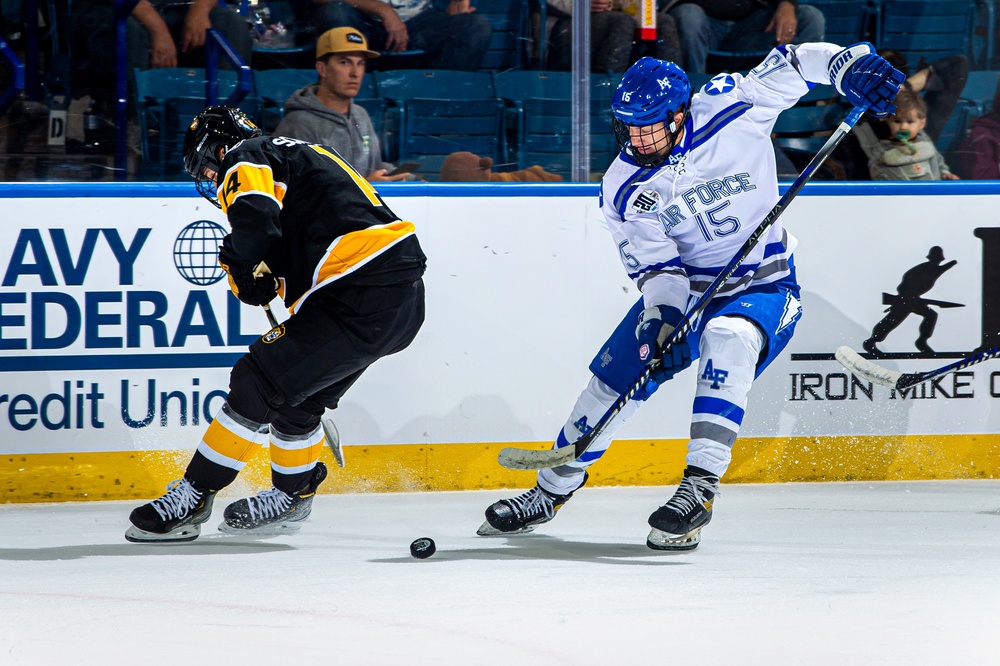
(600, 42), (847, 314)
(729, 42), (846, 137)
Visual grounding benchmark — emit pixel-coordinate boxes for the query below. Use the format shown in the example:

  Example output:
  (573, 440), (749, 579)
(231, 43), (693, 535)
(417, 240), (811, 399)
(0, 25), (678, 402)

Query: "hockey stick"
(835, 344), (1000, 390)
(498, 105), (867, 471)
(262, 303), (279, 329)
(260, 303), (347, 467)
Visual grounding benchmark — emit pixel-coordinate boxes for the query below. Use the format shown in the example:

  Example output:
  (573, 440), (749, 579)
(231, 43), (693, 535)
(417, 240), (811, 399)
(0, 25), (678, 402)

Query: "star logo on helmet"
(704, 74), (736, 95)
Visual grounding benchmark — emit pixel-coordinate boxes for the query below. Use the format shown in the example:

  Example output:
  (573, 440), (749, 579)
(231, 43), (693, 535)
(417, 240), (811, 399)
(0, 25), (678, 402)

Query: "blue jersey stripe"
(628, 256), (685, 279)
(688, 102), (753, 151)
(613, 166), (655, 218)
(693, 396), (746, 425)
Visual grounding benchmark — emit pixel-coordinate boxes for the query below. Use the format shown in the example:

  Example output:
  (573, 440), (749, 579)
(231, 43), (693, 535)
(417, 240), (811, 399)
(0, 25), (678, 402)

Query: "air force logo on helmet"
(611, 57), (692, 167)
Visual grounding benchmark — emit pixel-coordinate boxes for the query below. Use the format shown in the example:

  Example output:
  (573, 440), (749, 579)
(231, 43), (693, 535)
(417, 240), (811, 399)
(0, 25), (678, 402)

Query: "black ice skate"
(220, 462), (328, 534)
(646, 467), (719, 551)
(477, 473), (587, 536)
(125, 478), (217, 543)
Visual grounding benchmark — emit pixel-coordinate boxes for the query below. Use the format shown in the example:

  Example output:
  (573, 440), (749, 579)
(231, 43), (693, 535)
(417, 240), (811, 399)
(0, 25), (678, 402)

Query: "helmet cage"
(613, 107), (687, 168)
(183, 106), (261, 208)
(611, 57), (691, 167)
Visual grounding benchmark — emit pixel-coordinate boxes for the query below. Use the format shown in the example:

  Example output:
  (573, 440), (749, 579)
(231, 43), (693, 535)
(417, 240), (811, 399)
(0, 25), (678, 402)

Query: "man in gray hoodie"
(275, 27), (408, 182)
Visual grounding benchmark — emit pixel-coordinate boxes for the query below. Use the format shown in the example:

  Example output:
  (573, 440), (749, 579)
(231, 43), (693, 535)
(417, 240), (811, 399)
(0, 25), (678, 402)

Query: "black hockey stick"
(835, 344), (1000, 390)
(261, 303), (346, 467)
(498, 105), (867, 471)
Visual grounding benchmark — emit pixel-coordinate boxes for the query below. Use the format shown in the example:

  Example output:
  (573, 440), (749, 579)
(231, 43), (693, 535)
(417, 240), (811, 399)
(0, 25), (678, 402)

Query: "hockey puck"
(409, 537), (436, 559)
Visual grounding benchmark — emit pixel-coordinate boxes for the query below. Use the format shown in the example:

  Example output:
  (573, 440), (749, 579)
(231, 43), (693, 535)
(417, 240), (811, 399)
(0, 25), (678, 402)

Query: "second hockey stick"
(498, 105), (867, 471)
(835, 345), (1000, 391)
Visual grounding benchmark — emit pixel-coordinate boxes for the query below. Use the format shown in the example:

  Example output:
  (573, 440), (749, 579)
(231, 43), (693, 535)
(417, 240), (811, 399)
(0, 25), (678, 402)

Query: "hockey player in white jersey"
(479, 43), (903, 550)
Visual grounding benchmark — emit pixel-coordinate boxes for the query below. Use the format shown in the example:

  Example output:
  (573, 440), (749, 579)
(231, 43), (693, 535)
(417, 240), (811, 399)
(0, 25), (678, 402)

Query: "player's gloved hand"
(828, 42), (905, 117)
(636, 305), (692, 383)
(218, 238), (278, 306)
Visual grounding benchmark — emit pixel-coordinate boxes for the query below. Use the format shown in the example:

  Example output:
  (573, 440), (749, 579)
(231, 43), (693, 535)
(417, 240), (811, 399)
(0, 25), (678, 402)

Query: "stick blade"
(498, 446), (576, 471)
(835, 346), (901, 388)
(322, 418), (345, 468)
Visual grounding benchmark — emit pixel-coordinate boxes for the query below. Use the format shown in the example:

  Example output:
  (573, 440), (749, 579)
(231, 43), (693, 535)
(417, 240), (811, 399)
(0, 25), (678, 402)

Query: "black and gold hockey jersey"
(216, 135), (426, 313)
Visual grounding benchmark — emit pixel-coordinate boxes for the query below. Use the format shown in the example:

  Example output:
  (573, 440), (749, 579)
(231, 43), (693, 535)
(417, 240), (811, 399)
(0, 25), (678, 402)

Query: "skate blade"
(218, 521), (304, 536)
(646, 526), (702, 551)
(476, 520), (537, 537)
(125, 523), (201, 543)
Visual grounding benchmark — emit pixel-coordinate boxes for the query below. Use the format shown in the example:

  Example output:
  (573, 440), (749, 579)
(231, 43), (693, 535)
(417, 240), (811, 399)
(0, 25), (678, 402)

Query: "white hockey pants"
(537, 316), (763, 495)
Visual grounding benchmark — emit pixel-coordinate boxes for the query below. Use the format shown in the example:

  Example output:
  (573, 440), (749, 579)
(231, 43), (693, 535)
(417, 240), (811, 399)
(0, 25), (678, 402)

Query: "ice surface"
(1, 481), (997, 665)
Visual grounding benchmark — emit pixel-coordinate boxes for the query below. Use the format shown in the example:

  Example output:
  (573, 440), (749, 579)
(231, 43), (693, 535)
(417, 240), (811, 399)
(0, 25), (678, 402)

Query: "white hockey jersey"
(600, 43), (847, 314)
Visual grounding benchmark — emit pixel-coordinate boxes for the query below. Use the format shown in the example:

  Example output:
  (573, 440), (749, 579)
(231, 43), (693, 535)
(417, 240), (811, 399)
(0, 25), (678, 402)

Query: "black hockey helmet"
(183, 106), (261, 207)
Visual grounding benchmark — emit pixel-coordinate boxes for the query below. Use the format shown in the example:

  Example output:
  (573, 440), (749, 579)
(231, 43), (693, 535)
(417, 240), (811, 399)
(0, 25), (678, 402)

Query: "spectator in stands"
(72, 0), (251, 113)
(854, 86), (958, 181)
(879, 50), (968, 145)
(75, 0), (251, 71)
(1, 0), (21, 47)
(544, 0), (682, 72)
(959, 78), (1000, 179)
(833, 50), (970, 180)
(293, 0), (492, 71)
(544, 0), (634, 73)
(275, 27), (408, 182)
(664, 0), (825, 73)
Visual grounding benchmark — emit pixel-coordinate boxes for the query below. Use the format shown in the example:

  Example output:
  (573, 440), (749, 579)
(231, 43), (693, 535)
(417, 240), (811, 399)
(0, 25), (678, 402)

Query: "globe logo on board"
(173, 220), (226, 285)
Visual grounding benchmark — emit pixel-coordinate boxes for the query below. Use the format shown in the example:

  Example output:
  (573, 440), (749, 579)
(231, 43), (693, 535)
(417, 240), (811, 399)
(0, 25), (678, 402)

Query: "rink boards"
(1, 181), (999, 501)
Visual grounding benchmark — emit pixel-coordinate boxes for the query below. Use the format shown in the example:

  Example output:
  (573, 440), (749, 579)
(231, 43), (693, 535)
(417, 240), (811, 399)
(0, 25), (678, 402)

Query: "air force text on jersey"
(637, 172), (758, 232)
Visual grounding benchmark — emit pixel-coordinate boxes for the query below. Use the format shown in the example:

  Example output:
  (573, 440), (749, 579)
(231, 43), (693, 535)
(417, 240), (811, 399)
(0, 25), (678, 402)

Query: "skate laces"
(505, 486), (556, 521)
(664, 475), (719, 514)
(247, 487), (293, 520)
(151, 479), (203, 521)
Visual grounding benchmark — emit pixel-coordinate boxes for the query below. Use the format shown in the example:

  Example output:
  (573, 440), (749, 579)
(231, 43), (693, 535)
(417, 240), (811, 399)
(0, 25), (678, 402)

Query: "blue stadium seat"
(133, 68), (243, 162)
(474, 0), (530, 70)
(133, 68), (261, 177)
(492, 70), (618, 176)
(772, 88), (851, 156)
(808, 0), (872, 47)
(937, 98), (981, 175)
(375, 70), (498, 164)
(155, 96), (263, 180)
(877, 0), (977, 67)
(492, 70), (570, 101)
(397, 98), (506, 180)
(936, 98), (979, 153)
(253, 68), (317, 131)
(375, 69), (496, 100)
(959, 70), (1000, 113)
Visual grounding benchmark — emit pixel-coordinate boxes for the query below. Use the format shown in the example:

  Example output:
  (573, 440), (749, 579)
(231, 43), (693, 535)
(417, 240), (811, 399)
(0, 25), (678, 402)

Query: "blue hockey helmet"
(183, 106), (262, 208)
(611, 57), (691, 166)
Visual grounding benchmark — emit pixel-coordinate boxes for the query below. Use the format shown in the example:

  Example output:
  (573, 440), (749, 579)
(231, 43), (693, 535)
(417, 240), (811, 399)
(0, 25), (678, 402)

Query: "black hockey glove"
(218, 238), (279, 306)
(636, 305), (692, 384)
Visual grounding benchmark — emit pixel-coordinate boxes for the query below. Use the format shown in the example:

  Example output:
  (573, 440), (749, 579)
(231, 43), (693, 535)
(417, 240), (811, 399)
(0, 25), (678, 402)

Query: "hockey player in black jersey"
(126, 107), (426, 543)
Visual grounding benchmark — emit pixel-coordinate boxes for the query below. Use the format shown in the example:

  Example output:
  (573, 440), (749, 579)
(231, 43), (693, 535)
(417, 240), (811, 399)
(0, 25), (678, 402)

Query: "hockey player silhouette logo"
(863, 246), (963, 358)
